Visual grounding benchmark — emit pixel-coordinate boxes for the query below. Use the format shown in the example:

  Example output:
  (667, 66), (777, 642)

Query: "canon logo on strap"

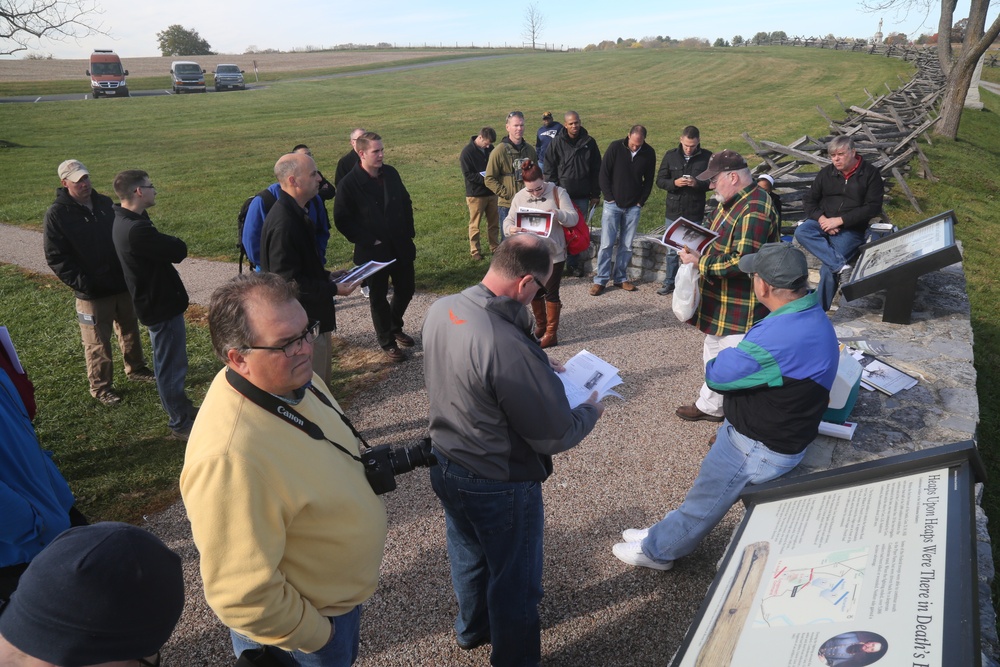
(277, 405), (304, 426)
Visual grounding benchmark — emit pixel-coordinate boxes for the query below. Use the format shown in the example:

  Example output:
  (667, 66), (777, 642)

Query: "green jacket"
(484, 137), (537, 207)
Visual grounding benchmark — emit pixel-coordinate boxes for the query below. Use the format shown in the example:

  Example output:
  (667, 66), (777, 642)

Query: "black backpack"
(237, 188), (278, 273)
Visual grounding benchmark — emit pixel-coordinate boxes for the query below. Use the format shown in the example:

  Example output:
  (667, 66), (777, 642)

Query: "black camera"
(361, 437), (437, 495)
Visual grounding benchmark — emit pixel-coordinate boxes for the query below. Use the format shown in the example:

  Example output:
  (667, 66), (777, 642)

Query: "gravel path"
(2, 223), (739, 666)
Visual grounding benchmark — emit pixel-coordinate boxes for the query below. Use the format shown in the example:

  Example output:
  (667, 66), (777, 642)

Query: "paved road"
(0, 54), (515, 104)
(0, 223), (235, 307)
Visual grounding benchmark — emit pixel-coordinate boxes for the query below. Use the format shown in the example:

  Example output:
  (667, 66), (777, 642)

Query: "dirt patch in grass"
(0, 50), (480, 82)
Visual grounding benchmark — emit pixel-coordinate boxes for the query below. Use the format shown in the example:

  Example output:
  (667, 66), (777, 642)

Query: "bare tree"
(522, 3), (544, 49)
(864, 0), (1000, 139)
(1, 0), (105, 57)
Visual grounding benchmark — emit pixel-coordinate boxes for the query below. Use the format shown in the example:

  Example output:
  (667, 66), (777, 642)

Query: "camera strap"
(225, 368), (368, 463)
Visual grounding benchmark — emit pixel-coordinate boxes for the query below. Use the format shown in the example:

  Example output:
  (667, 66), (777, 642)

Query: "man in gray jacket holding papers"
(422, 233), (604, 667)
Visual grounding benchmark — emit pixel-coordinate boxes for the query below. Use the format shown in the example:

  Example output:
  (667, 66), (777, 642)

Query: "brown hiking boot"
(589, 283), (605, 296)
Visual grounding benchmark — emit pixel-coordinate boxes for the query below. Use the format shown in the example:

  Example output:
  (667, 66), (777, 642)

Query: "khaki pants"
(76, 293), (147, 397)
(466, 195), (500, 256)
(695, 333), (745, 416)
(311, 331), (333, 388)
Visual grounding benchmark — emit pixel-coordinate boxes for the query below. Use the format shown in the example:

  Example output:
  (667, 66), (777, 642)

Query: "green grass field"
(2, 46), (999, 607)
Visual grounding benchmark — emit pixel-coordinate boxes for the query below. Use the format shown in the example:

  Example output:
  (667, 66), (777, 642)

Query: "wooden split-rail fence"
(742, 48), (945, 229)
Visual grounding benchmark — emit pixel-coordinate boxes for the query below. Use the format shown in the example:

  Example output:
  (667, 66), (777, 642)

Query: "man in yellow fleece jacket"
(180, 272), (386, 666)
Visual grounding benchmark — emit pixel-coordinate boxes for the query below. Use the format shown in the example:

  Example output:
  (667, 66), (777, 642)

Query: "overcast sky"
(6, 0), (997, 59)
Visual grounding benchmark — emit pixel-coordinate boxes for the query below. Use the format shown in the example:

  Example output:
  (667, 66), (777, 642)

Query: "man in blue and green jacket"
(614, 242), (839, 570)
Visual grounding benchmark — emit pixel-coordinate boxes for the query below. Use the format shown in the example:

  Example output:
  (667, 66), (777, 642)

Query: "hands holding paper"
(679, 245), (701, 264)
(550, 354), (606, 417)
(329, 270), (361, 296)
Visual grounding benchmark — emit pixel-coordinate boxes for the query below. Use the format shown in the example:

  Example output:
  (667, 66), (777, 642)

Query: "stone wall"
(581, 229), (998, 664)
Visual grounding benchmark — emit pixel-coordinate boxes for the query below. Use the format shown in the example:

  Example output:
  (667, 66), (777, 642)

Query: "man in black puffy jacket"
(794, 135), (884, 311)
(43, 160), (155, 406)
(544, 111), (602, 276)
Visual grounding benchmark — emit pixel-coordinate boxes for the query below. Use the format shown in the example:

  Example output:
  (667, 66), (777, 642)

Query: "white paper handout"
(0, 326), (24, 374)
(334, 259), (396, 284)
(558, 349), (623, 408)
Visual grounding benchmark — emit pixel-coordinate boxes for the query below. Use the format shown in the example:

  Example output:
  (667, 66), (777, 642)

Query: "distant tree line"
(582, 21), (995, 51)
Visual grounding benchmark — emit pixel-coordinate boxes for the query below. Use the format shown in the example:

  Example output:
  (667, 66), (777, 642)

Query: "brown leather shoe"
(394, 332), (415, 348)
(383, 346), (407, 362)
(589, 283), (605, 296)
(708, 433), (717, 446)
(675, 404), (724, 422)
(618, 281), (637, 292)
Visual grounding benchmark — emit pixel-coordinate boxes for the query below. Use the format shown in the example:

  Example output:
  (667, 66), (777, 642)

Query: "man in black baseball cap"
(614, 242), (839, 571)
(0, 522), (184, 667)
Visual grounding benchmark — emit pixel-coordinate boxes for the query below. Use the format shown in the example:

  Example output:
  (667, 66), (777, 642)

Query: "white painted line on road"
(33, 97), (41, 103)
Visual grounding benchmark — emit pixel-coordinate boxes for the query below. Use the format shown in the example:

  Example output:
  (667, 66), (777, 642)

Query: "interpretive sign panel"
(841, 210), (961, 324)
(672, 441), (983, 667)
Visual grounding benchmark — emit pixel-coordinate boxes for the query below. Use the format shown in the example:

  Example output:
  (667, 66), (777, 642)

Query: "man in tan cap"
(43, 159), (155, 406)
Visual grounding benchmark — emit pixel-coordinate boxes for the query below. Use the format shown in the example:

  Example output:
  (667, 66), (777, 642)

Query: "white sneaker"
(621, 528), (648, 542)
(361, 285), (370, 298)
(612, 541), (674, 571)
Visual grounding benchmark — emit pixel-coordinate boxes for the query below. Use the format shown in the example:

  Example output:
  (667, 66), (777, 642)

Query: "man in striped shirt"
(674, 150), (779, 423)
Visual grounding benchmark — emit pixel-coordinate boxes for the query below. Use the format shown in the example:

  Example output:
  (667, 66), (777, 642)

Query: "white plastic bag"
(672, 262), (701, 322)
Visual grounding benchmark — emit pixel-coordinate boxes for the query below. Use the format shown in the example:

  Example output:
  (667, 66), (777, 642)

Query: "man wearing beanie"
(0, 522), (184, 667)
(613, 243), (839, 570)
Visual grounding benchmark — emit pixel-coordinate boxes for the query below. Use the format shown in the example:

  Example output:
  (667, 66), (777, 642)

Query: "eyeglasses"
(243, 321), (319, 358)
(531, 276), (547, 296)
(137, 183), (155, 190)
(524, 183), (545, 194)
(507, 110), (523, 118)
(137, 653), (161, 667)
(709, 172), (733, 186)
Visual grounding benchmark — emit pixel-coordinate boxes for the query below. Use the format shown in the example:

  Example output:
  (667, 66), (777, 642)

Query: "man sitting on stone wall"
(614, 243), (839, 571)
(794, 135), (884, 311)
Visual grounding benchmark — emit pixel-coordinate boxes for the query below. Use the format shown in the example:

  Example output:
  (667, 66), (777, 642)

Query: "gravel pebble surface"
(0, 224), (750, 666)
(153, 279), (746, 667)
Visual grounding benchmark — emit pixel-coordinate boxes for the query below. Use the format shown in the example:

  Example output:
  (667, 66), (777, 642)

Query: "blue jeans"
(662, 248), (679, 288)
(794, 219), (866, 311)
(498, 206), (510, 242)
(230, 606), (361, 667)
(146, 314), (193, 431)
(429, 451), (544, 667)
(594, 201), (641, 285)
(642, 420), (805, 563)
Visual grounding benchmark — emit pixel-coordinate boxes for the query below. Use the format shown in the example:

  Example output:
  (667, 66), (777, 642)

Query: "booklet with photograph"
(858, 356), (918, 395)
(843, 345), (918, 395)
(515, 209), (553, 238)
(558, 349), (623, 408)
(333, 259), (396, 284)
(660, 217), (719, 254)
